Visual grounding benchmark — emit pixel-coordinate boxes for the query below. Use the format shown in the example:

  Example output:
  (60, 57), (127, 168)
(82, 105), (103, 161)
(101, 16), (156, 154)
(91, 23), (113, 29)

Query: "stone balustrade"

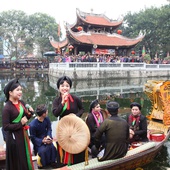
(49, 62), (170, 80)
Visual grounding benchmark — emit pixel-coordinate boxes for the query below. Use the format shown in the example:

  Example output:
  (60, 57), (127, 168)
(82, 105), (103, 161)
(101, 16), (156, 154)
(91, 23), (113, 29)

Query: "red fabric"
(128, 114), (140, 129)
(23, 125), (30, 130)
(66, 94), (74, 110)
(13, 103), (20, 112)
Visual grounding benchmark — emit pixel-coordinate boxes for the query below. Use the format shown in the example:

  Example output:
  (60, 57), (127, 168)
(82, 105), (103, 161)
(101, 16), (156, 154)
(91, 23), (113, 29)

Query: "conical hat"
(56, 114), (90, 154)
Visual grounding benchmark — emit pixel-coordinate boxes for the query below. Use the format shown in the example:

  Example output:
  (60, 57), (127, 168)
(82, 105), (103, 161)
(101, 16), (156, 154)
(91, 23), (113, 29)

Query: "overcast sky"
(0, 0), (169, 38)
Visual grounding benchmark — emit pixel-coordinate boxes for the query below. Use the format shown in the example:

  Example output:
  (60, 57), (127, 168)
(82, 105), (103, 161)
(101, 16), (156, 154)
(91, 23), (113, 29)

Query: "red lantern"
(131, 51), (135, 55)
(117, 30), (122, 34)
(77, 26), (83, 31)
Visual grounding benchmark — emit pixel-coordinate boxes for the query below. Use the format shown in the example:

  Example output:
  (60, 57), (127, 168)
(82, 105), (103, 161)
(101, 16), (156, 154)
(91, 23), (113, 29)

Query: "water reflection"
(0, 72), (170, 169)
(143, 140), (170, 170)
(0, 73), (168, 126)
(49, 75), (145, 97)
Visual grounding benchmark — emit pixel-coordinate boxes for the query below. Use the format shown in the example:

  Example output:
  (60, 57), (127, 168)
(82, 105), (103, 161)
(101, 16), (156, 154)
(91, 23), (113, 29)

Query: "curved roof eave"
(67, 29), (145, 47)
(76, 8), (123, 27)
(50, 38), (69, 49)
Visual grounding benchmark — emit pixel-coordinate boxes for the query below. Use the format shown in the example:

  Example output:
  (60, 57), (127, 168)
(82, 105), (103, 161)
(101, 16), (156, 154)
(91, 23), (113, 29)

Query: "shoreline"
(0, 68), (48, 73)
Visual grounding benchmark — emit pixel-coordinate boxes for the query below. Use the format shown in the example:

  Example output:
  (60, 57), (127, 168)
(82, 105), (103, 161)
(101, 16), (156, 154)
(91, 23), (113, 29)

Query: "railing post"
(121, 63), (123, 69)
(144, 63), (146, 69)
(97, 62), (100, 69)
(66, 62), (69, 69)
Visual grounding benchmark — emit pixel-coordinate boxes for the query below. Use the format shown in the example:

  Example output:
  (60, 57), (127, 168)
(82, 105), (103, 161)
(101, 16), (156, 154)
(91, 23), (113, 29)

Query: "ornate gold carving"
(145, 80), (170, 126)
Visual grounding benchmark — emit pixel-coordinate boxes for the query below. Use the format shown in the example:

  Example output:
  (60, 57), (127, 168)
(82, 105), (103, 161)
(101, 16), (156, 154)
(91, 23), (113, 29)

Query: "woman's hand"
(129, 129), (135, 139)
(26, 105), (34, 115)
(28, 106), (34, 114)
(61, 92), (69, 105)
(21, 116), (28, 125)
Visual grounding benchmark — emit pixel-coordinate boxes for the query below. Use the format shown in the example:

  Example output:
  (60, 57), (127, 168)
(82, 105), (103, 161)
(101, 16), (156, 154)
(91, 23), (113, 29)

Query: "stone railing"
(49, 62), (170, 80)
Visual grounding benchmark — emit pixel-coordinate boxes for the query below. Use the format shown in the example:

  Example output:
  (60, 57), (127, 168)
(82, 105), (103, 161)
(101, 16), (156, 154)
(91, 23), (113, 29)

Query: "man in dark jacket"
(94, 101), (129, 161)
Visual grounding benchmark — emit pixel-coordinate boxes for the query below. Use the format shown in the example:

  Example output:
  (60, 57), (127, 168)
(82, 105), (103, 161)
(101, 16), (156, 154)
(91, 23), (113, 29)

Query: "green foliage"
(122, 4), (170, 59)
(143, 54), (151, 63)
(164, 56), (170, 61)
(27, 13), (59, 55)
(0, 10), (29, 58)
(0, 10), (60, 58)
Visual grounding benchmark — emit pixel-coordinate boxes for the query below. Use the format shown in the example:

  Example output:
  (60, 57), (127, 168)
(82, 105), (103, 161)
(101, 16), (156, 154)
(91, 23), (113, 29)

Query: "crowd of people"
(2, 76), (148, 169)
(54, 54), (167, 64)
(0, 53), (168, 72)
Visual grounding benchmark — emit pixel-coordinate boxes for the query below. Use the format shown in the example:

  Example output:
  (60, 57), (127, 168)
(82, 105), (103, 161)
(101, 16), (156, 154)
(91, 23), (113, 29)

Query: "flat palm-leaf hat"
(56, 114), (90, 154)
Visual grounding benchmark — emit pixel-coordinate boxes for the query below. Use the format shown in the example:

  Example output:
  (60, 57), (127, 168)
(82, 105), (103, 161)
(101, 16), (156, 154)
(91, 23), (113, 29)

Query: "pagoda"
(50, 8), (145, 56)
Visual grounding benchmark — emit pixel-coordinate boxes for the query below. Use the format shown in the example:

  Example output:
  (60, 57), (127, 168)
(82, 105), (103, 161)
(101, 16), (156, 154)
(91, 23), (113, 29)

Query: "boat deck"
(57, 142), (157, 170)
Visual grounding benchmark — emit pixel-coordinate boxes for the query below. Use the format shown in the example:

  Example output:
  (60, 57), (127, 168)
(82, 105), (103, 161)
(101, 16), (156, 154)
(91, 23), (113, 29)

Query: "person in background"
(94, 101), (129, 161)
(126, 102), (148, 143)
(86, 100), (105, 154)
(29, 104), (57, 169)
(2, 78), (34, 170)
(52, 76), (85, 166)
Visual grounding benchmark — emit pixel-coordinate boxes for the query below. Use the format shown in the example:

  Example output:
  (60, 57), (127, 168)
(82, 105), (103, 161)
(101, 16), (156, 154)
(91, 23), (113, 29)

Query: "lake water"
(0, 72), (170, 169)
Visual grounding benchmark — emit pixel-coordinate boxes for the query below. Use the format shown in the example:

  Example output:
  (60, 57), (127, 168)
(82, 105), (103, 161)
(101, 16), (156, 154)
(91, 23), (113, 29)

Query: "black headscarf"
(57, 76), (72, 89)
(130, 102), (141, 110)
(89, 99), (99, 112)
(3, 78), (20, 102)
(106, 101), (119, 115)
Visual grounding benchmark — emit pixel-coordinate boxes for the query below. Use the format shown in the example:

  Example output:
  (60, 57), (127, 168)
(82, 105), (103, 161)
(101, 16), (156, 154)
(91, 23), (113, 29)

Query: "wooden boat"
(56, 80), (170, 170)
(0, 80), (170, 170)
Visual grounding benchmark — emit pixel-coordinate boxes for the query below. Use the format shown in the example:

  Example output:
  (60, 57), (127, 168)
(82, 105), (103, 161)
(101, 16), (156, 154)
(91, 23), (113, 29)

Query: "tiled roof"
(68, 31), (144, 47)
(82, 15), (123, 26)
(50, 31), (144, 48)
(77, 9), (123, 27)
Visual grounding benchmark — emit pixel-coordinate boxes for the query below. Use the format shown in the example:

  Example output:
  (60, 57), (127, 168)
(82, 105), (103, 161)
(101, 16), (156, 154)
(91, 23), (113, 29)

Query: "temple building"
(50, 8), (145, 56)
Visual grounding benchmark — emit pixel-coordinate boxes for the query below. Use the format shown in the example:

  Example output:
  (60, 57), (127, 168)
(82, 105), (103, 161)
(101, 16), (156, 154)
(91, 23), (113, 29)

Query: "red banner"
(92, 49), (115, 54)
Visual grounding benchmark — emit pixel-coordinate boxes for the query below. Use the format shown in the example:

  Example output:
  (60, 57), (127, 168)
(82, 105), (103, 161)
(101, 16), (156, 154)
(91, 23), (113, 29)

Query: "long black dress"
(52, 94), (85, 165)
(86, 112), (105, 148)
(2, 100), (34, 170)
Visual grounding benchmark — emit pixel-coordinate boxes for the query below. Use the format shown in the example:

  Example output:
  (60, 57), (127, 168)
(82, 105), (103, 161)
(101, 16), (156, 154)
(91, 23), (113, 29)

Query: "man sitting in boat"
(93, 101), (129, 161)
(86, 100), (105, 153)
(126, 102), (148, 143)
(29, 104), (57, 169)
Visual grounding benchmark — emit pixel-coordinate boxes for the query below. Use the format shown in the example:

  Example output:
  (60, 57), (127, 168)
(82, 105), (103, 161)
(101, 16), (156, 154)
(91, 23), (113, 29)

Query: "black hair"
(3, 78), (20, 102)
(36, 104), (47, 116)
(89, 99), (99, 112)
(57, 76), (72, 89)
(130, 102), (141, 110)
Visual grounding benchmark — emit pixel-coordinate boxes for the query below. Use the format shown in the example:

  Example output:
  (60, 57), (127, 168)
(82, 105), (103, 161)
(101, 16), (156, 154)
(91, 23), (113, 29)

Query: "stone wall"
(49, 68), (170, 80)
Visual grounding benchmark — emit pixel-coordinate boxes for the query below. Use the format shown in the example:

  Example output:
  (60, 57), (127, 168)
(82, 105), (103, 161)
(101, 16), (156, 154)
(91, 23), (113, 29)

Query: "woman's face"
(92, 104), (101, 112)
(59, 81), (70, 95)
(131, 106), (140, 116)
(9, 85), (22, 100)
